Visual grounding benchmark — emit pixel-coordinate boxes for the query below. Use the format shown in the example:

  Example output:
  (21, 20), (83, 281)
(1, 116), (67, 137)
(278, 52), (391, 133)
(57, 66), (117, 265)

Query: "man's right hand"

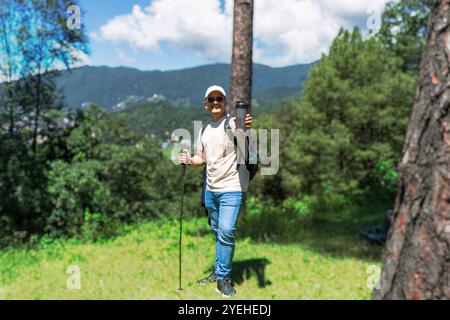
(178, 151), (191, 165)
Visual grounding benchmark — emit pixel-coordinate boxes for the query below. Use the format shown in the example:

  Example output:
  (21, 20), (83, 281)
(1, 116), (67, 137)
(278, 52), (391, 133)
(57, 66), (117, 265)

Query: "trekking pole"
(177, 146), (187, 292)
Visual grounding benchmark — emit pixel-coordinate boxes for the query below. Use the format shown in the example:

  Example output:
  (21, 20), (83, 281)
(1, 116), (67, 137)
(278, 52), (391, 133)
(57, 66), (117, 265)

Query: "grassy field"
(0, 205), (385, 300)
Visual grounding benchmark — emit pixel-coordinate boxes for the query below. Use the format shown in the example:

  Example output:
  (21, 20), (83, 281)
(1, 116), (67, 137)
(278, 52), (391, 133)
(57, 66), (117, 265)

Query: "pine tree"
(378, 0), (432, 72)
(280, 28), (415, 207)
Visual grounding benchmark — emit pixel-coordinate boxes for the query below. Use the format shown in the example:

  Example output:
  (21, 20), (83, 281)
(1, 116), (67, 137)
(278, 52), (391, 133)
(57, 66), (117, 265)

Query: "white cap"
(204, 85), (226, 98)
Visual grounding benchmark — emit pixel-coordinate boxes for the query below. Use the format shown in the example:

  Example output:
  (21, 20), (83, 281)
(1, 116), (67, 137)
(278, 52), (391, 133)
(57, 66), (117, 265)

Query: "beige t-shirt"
(197, 114), (249, 192)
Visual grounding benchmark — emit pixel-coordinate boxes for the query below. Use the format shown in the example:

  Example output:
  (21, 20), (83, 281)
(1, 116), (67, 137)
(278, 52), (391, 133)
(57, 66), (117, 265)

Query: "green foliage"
(373, 159), (399, 192)
(38, 103), (207, 239)
(0, 0), (90, 241)
(117, 102), (210, 140)
(378, 0), (431, 72)
(44, 105), (192, 238)
(81, 208), (121, 242)
(239, 195), (312, 241)
(46, 159), (106, 237)
(0, 138), (49, 235)
(275, 28), (415, 207)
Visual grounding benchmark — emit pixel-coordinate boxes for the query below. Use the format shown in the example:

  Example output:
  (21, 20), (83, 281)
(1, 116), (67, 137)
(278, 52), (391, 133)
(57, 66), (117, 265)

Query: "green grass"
(0, 209), (384, 300)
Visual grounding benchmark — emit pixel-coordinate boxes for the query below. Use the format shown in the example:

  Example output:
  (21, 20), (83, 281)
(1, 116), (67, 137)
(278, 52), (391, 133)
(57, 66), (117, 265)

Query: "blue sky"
(78, 0), (389, 71)
(79, 0), (228, 70)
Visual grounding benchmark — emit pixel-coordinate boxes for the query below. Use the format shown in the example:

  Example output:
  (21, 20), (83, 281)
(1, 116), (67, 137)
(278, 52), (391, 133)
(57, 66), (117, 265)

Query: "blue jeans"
(204, 189), (246, 279)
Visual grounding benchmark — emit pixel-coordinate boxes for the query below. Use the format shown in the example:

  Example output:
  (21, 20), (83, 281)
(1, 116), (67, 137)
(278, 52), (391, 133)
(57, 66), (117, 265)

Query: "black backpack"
(200, 115), (258, 210)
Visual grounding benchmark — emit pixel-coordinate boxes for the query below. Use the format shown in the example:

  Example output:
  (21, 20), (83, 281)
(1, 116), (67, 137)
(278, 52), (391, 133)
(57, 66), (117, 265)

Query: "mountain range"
(55, 62), (314, 111)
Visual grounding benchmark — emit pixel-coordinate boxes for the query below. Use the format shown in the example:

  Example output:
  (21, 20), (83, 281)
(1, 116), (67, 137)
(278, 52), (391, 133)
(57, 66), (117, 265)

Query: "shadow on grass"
(200, 258), (272, 288)
(232, 258), (272, 288)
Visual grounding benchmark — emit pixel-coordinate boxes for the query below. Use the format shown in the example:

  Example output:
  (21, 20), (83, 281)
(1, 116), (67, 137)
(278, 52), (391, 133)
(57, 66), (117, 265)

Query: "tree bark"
(229, 0), (253, 117)
(373, 0), (450, 299)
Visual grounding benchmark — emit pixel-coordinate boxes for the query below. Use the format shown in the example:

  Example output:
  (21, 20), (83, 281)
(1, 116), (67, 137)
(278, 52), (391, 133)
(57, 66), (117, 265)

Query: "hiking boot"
(196, 270), (217, 286)
(216, 277), (237, 297)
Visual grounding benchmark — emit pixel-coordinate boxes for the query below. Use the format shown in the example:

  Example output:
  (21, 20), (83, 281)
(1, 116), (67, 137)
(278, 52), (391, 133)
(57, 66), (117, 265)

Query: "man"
(178, 85), (252, 297)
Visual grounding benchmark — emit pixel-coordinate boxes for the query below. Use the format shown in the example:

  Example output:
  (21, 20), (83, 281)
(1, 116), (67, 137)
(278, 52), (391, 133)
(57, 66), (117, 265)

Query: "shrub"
(239, 195), (312, 241)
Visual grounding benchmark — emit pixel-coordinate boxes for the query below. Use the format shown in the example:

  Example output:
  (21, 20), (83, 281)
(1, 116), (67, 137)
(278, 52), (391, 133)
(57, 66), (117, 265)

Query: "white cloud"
(91, 0), (233, 62)
(321, 0), (387, 19)
(91, 0), (389, 67)
(253, 0), (340, 64)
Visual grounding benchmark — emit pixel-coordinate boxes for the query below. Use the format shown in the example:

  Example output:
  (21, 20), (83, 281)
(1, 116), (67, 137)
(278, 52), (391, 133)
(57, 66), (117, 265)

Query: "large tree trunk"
(229, 0), (253, 116)
(373, 0), (450, 300)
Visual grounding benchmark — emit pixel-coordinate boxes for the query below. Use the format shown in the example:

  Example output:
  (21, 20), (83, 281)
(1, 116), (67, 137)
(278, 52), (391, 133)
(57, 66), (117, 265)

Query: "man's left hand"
(245, 113), (252, 129)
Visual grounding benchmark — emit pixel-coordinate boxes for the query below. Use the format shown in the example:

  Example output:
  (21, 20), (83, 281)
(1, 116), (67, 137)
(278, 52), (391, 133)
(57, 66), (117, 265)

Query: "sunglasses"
(207, 96), (225, 103)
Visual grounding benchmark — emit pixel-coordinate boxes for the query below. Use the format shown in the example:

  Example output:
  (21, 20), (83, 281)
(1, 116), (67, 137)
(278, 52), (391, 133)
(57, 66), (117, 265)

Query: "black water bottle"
(235, 101), (249, 131)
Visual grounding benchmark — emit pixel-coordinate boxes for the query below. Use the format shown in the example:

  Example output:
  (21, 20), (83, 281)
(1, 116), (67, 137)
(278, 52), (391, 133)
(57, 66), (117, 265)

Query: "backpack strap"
(224, 114), (232, 132)
(200, 123), (207, 150)
(224, 114), (251, 171)
(223, 114), (237, 149)
(227, 117), (259, 180)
